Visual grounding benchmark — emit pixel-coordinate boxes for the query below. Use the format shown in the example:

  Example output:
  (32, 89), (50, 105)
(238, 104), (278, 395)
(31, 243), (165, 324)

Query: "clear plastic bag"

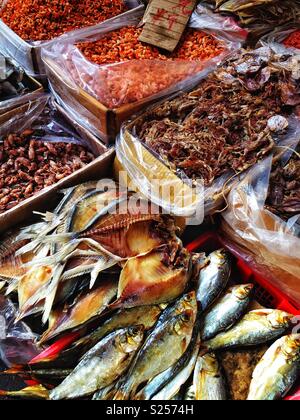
(0, 93), (96, 150)
(259, 24), (300, 54)
(42, 6), (244, 140)
(0, 295), (38, 366)
(116, 49), (300, 219)
(0, 0), (142, 75)
(221, 139), (300, 307)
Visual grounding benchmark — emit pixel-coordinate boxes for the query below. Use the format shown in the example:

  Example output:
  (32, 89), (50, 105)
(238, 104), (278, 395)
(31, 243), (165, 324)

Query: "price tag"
(139, 0), (198, 52)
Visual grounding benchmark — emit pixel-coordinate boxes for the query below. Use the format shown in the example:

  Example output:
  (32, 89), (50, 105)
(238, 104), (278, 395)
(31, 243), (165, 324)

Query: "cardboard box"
(0, 73), (44, 116)
(45, 56), (176, 144)
(0, 0), (143, 75)
(0, 100), (115, 234)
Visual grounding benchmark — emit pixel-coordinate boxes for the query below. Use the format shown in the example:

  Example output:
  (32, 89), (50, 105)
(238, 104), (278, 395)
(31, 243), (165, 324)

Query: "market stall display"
(117, 47), (300, 217)
(0, 0), (142, 74)
(43, 7), (243, 142)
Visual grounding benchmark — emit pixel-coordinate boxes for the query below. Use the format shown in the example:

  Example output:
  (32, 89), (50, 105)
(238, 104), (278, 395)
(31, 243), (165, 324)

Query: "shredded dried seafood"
(133, 49), (300, 187)
(265, 145), (300, 221)
(203, 0), (300, 39)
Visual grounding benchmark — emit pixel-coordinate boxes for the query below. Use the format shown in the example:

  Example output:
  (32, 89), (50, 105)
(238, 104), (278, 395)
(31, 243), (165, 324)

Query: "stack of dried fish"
(132, 48), (300, 188)
(1, 246), (299, 401)
(0, 56), (27, 102)
(266, 145), (300, 221)
(0, 180), (188, 328)
(202, 0), (300, 40)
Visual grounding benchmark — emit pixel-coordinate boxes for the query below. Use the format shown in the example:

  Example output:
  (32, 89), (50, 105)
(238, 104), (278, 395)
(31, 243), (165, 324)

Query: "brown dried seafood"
(203, 0), (300, 39)
(134, 48), (300, 187)
(265, 144), (300, 221)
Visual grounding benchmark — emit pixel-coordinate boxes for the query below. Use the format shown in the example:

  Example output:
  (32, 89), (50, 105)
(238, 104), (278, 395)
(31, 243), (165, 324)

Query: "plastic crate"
(186, 231), (300, 400)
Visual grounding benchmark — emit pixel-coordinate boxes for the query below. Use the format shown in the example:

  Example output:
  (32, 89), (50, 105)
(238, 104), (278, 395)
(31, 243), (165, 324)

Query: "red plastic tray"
(187, 231), (300, 400)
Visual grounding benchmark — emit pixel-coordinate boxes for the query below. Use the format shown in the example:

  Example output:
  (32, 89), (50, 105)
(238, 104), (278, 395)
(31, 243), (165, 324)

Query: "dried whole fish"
(30, 305), (163, 370)
(49, 326), (145, 400)
(114, 310), (196, 400)
(201, 284), (254, 341)
(193, 353), (227, 400)
(110, 243), (191, 310)
(196, 249), (231, 311)
(151, 334), (200, 400)
(265, 145), (300, 220)
(204, 309), (294, 351)
(134, 312), (199, 400)
(248, 334), (300, 400)
(133, 49), (299, 187)
(40, 279), (118, 344)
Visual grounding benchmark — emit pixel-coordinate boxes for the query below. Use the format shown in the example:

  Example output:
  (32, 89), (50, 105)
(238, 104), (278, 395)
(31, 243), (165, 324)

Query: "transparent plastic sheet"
(221, 139), (300, 307)
(0, 295), (38, 366)
(259, 24), (300, 54)
(42, 7), (244, 139)
(0, 0), (142, 75)
(116, 52), (300, 219)
(0, 93), (94, 148)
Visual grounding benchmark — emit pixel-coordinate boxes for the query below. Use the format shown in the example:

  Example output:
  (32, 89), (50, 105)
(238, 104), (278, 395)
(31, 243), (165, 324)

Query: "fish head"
(282, 334), (300, 360)
(234, 283), (254, 300)
(267, 310), (294, 330)
(202, 353), (220, 376)
(173, 310), (195, 336)
(212, 249), (231, 267)
(119, 325), (145, 353)
(179, 291), (197, 313)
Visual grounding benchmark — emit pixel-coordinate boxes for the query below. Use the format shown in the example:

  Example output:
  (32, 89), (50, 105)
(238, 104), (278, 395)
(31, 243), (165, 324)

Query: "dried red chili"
(73, 27), (224, 108)
(283, 30), (300, 50)
(0, 0), (128, 41)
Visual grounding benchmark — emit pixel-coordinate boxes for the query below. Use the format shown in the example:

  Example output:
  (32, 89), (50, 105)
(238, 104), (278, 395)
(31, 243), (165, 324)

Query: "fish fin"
(5, 277), (20, 295)
(42, 264), (66, 324)
(0, 385), (49, 399)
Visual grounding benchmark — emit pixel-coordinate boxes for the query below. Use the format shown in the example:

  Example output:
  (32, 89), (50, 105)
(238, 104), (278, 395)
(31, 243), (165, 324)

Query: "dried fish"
(49, 326), (145, 400)
(110, 244), (191, 310)
(40, 279), (118, 344)
(204, 309), (294, 351)
(201, 284), (254, 341)
(248, 334), (300, 400)
(193, 353), (227, 400)
(196, 249), (231, 311)
(31, 305), (162, 370)
(114, 310), (196, 400)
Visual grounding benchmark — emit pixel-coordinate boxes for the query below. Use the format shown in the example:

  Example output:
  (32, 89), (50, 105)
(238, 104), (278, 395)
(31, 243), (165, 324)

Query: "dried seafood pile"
(133, 48), (300, 187)
(0, 245), (299, 401)
(202, 0), (300, 39)
(266, 145), (300, 221)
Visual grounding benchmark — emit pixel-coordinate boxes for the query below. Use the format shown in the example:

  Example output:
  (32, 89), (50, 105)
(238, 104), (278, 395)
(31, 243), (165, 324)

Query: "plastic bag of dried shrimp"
(0, 295), (38, 366)
(42, 6), (245, 141)
(220, 138), (300, 308)
(116, 47), (300, 220)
